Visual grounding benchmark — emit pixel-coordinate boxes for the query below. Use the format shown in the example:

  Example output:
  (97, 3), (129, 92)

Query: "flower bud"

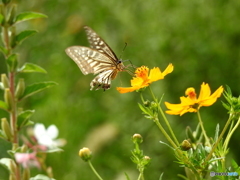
(15, 78), (25, 99)
(22, 168), (30, 180)
(10, 26), (16, 48)
(141, 156), (151, 167)
(1, 74), (9, 88)
(143, 156), (151, 163)
(12, 143), (18, 151)
(1, 118), (13, 140)
(9, 174), (15, 180)
(180, 140), (192, 151)
(47, 167), (53, 178)
(8, 4), (16, 25)
(9, 159), (17, 174)
(143, 100), (151, 107)
(132, 133), (143, 144)
(79, 147), (92, 162)
(21, 144), (28, 153)
(4, 88), (13, 111)
(205, 146), (211, 153)
(150, 101), (158, 112)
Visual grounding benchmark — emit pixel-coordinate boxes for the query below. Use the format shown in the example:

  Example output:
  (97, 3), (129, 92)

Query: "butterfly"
(65, 26), (126, 91)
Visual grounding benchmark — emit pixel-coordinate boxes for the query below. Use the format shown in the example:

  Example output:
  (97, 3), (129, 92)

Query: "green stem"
(223, 116), (240, 151)
(205, 114), (233, 163)
(148, 86), (179, 146)
(2, 4), (20, 180)
(137, 173), (143, 180)
(137, 170), (144, 180)
(197, 111), (210, 147)
(9, 72), (18, 145)
(88, 160), (103, 180)
(140, 92), (144, 104)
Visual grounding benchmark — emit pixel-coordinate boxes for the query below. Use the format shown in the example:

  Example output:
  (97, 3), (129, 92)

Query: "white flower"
(34, 123), (65, 149)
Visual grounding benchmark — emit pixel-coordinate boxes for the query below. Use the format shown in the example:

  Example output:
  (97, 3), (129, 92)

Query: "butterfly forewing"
(65, 26), (125, 91)
(84, 26), (118, 62)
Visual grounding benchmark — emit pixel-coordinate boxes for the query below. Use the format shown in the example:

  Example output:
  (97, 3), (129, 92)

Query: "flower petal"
(34, 123), (46, 140)
(116, 86), (140, 93)
(162, 63), (174, 77)
(198, 82), (211, 101)
(148, 67), (164, 82)
(199, 85), (223, 106)
(131, 77), (144, 87)
(47, 125), (59, 139)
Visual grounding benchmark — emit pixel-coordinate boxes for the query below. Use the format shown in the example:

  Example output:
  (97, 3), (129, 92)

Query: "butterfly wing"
(65, 46), (116, 75)
(65, 26), (125, 91)
(84, 26), (119, 65)
(90, 69), (115, 90)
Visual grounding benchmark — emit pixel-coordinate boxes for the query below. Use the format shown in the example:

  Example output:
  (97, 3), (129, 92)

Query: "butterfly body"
(65, 26), (125, 90)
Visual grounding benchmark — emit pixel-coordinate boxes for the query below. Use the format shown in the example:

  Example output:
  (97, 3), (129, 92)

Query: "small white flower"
(34, 123), (65, 149)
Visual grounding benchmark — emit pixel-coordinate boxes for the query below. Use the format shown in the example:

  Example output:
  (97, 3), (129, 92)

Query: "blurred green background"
(1, 0), (240, 179)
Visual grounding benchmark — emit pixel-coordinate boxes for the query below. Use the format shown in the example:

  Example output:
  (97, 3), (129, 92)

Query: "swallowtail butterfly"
(65, 26), (126, 91)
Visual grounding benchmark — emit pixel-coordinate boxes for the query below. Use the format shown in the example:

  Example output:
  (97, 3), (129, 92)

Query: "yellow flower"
(165, 82), (223, 116)
(117, 64), (174, 93)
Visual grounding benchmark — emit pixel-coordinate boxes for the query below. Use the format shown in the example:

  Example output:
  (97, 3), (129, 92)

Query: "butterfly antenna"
(119, 42), (128, 60)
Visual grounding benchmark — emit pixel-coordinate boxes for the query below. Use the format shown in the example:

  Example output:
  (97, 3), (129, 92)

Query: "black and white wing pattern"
(65, 26), (125, 91)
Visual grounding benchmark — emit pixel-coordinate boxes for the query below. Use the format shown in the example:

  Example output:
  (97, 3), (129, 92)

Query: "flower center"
(185, 88), (197, 100)
(135, 66), (149, 80)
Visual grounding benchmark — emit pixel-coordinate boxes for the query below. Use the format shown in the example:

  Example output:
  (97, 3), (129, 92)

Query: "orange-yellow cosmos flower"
(165, 82), (223, 116)
(117, 64), (174, 93)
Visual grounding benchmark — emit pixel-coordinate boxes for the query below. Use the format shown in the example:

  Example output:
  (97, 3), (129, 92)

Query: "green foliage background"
(0, 0), (240, 179)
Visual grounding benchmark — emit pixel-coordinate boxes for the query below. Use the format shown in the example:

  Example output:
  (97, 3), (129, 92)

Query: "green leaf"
(159, 172), (164, 180)
(13, 30), (37, 47)
(18, 63), (47, 73)
(14, 12), (47, 24)
(138, 103), (148, 114)
(124, 172), (131, 180)
(17, 110), (35, 129)
(20, 81), (58, 100)
(6, 54), (18, 72)
(0, 158), (15, 172)
(0, 100), (8, 111)
(0, 14), (4, 25)
(30, 174), (55, 180)
(0, 46), (8, 56)
(0, 130), (6, 139)
(214, 124), (219, 142)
